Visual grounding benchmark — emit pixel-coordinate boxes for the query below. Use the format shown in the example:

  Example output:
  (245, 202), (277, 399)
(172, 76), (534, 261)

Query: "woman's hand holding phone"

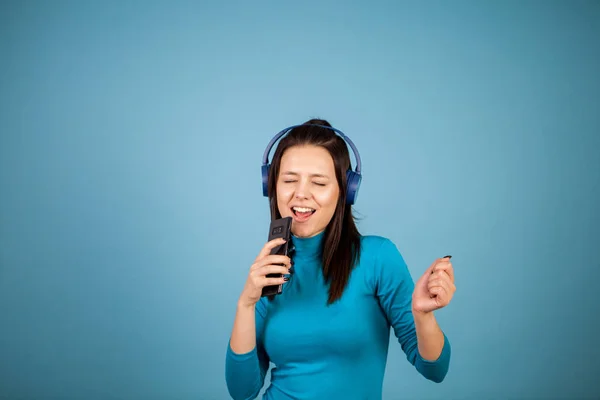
(238, 238), (292, 308)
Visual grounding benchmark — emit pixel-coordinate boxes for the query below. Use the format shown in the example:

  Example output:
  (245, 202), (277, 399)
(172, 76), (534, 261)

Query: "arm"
(413, 308), (446, 362)
(374, 239), (451, 383)
(225, 298), (270, 400)
(225, 237), (290, 399)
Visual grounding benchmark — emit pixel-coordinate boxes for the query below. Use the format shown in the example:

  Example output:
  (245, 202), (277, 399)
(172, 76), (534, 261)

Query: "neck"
(291, 230), (324, 260)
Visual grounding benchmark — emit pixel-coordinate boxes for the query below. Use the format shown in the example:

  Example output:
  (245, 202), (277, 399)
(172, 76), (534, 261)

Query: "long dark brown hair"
(267, 118), (362, 304)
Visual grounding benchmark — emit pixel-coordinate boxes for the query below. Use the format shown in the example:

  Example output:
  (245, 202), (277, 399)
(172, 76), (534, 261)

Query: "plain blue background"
(1, 1), (599, 399)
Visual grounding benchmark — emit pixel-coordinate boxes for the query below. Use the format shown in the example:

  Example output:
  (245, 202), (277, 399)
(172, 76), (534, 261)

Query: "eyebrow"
(281, 171), (330, 179)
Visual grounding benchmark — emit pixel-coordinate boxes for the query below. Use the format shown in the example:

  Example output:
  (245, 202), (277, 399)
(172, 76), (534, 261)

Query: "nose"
(294, 179), (311, 199)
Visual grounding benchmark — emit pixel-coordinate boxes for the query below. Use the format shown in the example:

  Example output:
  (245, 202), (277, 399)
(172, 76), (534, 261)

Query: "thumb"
(415, 265), (433, 289)
(416, 255), (451, 285)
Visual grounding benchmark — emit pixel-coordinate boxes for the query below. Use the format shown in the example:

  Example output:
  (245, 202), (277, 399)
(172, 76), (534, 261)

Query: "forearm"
(229, 301), (257, 354)
(413, 310), (445, 361)
(226, 300), (268, 400)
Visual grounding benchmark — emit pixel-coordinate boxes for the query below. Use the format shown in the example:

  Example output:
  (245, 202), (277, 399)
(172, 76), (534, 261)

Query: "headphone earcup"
(346, 170), (362, 205)
(262, 164), (270, 197)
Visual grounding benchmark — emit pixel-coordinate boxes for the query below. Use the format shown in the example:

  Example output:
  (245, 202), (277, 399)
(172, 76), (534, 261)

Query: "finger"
(262, 276), (289, 286)
(251, 255), (291, 270)
(255, 264), (291, 277)
(427, 257), (450, 274)
(419, 259), (440, 284)
(431, 273), (456, 291)
(256, 238), (288, 260)
(262, 254), (292, 266)
(429, 286), (448, 304)
(432, 269), (453, 286)
(428, 276), (455, 294)
(427, 277), (446, 292)
(431, 259), (454, 282)
(429, 260), (449, 276)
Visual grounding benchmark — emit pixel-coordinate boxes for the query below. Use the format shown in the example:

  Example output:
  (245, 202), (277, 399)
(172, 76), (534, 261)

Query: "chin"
(292, 225), (323, 238)
(290, 223), (307, 236)
(291, 225), (309, 238)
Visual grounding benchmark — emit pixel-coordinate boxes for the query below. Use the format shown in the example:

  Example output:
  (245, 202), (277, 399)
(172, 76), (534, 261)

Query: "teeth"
(293, 207), (314, 212)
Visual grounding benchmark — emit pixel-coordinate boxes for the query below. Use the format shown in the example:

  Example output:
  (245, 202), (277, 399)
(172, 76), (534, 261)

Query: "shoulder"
(358, 235), (409, 275)
(359, 234), (403, 259)
(357, 234), (413, 292)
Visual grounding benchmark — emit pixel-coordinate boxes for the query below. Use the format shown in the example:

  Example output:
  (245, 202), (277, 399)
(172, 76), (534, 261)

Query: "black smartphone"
(261, 216), (293, 297)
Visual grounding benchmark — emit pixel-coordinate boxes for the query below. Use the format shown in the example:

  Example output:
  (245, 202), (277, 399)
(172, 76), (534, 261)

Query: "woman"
(225, 119), (455, 400)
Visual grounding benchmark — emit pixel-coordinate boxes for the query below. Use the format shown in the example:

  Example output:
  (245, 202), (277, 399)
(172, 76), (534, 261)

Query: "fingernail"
(283, 277), (289, 281)
(443, 255), (452, 259)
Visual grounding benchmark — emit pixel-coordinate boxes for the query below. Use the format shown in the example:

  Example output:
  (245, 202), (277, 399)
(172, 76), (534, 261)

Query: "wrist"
(237, 297), (256, 311)
(412, 308), (435, 323)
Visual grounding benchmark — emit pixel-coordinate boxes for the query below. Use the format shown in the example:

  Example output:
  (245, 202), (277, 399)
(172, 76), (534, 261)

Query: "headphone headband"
(261, 123), (363, 205)
(261, 124), (362, 174)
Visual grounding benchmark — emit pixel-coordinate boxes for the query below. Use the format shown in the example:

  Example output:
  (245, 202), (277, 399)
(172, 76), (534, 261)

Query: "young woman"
(225, 119), (455, 400)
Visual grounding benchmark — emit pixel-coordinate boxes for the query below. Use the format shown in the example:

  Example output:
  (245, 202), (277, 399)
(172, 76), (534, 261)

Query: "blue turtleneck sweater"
(225, 232), (451, 400)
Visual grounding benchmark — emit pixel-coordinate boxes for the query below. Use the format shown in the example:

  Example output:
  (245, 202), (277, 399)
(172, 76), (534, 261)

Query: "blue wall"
(1, 1), (599, 399)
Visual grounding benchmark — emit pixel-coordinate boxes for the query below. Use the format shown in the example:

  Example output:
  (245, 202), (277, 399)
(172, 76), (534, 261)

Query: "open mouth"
(291, 206), (316, 221)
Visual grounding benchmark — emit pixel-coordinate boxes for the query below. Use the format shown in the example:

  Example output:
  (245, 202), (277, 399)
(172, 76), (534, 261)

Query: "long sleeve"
(374, 238), (451, 383)
(225, 298), (271, 400)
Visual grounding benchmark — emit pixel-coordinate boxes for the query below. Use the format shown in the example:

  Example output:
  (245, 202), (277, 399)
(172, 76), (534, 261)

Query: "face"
(276, 145), (340, 238)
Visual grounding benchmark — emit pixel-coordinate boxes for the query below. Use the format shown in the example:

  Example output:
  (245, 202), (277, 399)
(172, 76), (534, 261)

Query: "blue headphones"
(261, 124), (362, 205)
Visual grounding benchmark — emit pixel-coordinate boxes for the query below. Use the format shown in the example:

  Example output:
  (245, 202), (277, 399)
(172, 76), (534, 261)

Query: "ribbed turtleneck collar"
(291, 230), (324, 260)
